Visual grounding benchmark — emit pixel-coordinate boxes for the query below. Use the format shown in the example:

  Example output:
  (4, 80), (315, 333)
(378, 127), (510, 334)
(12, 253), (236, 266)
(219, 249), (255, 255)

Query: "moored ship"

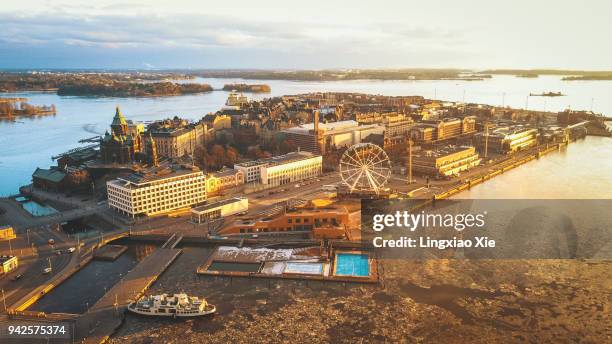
(127, 293), (216, 317)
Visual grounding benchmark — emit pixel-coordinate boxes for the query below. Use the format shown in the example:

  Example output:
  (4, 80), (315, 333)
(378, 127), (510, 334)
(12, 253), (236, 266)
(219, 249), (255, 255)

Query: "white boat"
(127, 293), (216, 317)
(221, 90), (248, 110)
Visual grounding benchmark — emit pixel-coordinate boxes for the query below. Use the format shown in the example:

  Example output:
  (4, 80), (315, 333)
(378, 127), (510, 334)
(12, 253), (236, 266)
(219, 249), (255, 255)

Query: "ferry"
(222, 90), (248, 110)
(127, 293), (216, 317)
(529, 91), (565, 97)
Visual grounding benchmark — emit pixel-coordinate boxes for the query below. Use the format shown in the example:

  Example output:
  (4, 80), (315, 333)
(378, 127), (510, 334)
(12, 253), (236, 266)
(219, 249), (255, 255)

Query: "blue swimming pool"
(335, 253), (370, 277)
(21, 200), (58, 217)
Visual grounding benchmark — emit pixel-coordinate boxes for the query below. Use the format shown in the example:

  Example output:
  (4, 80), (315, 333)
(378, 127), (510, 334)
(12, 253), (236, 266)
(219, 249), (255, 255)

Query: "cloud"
(0, 9), (475, 68)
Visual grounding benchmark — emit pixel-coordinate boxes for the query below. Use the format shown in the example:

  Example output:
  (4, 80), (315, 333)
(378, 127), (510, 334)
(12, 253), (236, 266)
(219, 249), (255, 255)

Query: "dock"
(80, 247), (182, 343)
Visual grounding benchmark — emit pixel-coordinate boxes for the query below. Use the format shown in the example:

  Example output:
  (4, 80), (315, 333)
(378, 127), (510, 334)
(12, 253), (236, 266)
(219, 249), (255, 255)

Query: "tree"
(279, 139), (298, 154)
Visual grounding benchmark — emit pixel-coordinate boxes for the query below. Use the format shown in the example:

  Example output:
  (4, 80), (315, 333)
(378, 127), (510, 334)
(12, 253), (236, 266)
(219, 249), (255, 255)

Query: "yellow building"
(149, 120), (206, 158)
(412, 146), (481, 178)
(106, 165), (206, 217)
(206, 168), (245, 195)
(0, 225), (16, 240)
(0, 255), (18, 274)
(475, 127), (538, 154)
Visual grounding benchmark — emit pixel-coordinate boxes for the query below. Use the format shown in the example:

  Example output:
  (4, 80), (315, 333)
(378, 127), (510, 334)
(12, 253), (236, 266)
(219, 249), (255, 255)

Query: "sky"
(1, 0), (611, 70)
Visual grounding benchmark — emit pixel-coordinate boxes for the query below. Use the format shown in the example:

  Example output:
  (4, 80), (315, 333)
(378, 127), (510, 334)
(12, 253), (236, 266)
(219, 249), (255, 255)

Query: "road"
(0, 224), (75, 313)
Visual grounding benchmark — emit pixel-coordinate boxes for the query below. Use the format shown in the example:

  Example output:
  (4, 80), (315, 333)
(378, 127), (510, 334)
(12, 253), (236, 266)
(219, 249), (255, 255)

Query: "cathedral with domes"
(100, 106), (144, 164)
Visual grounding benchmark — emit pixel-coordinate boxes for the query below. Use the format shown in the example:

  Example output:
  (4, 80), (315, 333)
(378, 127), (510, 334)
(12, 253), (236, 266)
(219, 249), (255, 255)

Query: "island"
(57, 81), (213, 97)
(223, 83), (271, 93)
(0, 97), (56, 118)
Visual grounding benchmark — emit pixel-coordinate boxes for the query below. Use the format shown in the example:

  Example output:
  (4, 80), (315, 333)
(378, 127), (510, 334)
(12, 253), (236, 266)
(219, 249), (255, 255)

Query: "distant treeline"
(0, 72), (196, 94)
(57, 82), (213, 97)
(223, 83), (271, 92)
(197, 69), (474, 81)
(484, 69), (612, 80)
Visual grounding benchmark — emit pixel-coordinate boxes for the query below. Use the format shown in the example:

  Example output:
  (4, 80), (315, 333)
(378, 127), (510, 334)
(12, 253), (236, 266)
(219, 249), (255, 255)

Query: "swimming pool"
(335, 253), (370, 277)
(20, 200), (58, 217)
(284, 262), (324, 275)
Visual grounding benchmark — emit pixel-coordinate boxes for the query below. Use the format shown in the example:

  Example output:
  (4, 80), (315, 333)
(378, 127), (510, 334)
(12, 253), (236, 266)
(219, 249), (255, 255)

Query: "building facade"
(474, 127), (538, 154)
(100, 107), (144, 164)
(235, 151), (322, 185)
(106, 166), (206, 217)
(191, 197), (248, 224)
(409, 116), (476, 143)
(282, 120), (384, 154)
(412, 146), (481, 178)
(149, 119), (205, 158)
(206, 168), (245, 195)
(219, 205), (353, 239)
(0, 255), (18, 274)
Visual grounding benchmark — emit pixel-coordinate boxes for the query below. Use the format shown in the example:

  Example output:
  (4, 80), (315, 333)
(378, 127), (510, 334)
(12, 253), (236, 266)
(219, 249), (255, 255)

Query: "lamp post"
(407, 138), (413, 185)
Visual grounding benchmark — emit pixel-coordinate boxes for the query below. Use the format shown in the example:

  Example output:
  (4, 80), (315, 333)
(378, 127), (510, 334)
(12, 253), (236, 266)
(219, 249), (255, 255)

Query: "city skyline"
(2, 0), (612, 70)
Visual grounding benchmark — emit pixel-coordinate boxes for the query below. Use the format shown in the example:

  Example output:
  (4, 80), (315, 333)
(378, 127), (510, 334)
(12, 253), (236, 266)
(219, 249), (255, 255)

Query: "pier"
(82, 247), (182, 343)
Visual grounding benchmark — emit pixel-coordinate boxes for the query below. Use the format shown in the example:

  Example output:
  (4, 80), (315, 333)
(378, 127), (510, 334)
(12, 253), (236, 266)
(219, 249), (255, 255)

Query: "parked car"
(68, 247), (76, 253)
(11, 274), (23, 281)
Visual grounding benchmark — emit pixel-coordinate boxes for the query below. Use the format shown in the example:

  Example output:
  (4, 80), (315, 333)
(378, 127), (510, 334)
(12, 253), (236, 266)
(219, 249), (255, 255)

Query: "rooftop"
(32, 167), (66, 183)
(192, 197), (246, 214)
(235, 151), (320, 169)
(283, 120), (381, 135)
(115, 164), (201, 186)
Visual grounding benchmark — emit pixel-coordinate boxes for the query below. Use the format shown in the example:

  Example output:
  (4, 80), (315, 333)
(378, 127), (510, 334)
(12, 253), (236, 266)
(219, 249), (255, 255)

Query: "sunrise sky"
(1, 0), (610, 70)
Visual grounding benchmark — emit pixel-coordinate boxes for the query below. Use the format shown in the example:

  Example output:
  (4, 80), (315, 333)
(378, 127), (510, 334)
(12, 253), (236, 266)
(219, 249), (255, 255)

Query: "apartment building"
(106, 165), (206, 217)
(149, 120), (206, 158)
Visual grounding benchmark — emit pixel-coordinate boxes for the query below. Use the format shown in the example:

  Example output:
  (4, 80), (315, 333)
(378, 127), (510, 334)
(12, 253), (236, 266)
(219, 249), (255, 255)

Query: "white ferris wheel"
(339, 143), (391, 194)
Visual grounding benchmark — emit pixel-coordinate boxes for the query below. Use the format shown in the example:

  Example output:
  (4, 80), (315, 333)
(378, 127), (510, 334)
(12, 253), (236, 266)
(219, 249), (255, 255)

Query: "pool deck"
(197, 246), (379, 284)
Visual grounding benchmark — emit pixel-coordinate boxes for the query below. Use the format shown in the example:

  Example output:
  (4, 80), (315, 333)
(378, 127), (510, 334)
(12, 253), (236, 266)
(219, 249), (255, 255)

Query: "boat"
(127, 293), (216, 317)
(529, 91), (565, 97)
(221, 90), (248, 110)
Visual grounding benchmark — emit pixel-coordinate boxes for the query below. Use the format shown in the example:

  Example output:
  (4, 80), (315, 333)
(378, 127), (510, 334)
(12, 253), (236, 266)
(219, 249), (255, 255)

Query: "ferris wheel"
(339, 143), (391, 194)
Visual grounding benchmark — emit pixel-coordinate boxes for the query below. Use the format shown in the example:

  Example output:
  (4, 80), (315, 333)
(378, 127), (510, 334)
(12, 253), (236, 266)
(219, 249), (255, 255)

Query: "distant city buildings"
(106, 164), (206, 217)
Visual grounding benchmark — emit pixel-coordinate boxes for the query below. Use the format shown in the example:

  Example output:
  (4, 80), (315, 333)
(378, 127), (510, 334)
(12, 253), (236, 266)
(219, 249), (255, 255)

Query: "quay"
(81, 247), (182, 344)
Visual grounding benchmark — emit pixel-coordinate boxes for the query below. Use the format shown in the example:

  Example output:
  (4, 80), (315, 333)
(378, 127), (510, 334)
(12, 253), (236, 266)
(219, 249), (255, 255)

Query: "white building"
(234, 160), (268, 183)
(234, 151), (322, 186)
(191, 197), (248, 224)
(106, 166), (206, 217)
